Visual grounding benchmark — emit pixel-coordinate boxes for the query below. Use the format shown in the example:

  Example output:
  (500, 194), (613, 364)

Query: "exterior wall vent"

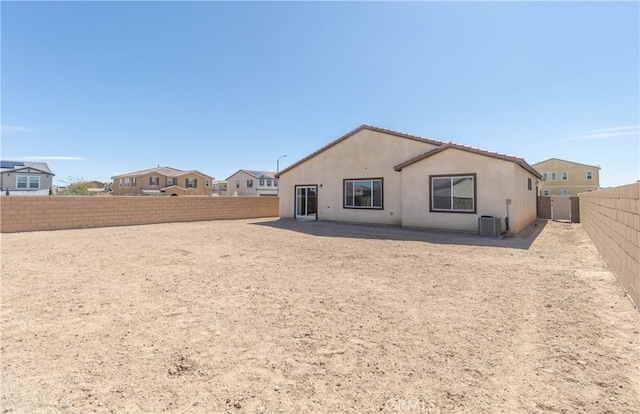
(478, 216), (501, 238)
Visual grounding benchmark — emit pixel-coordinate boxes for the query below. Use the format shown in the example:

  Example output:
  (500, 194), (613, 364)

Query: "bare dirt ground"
(1, 219), (639, 413)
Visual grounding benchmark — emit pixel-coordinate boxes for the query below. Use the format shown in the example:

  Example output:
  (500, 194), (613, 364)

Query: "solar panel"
(0, 161), (25, 169)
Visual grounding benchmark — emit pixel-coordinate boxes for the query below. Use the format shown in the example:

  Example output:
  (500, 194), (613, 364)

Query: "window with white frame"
(542, 172), (548, 181)
(344, 178), (383, 209)
(167, 177), (173, 186)
(274, 180), (278, 187)
(430, 174), (476, 213)
(132, 177), (137, 187)
(247, 179), (253, 188)
(259, 178), (265, 186)
(543, 189), (550, 196)
(119, 178), (123, 188)
(205, 179), (210, 187)
(16, 176), (26, 189)
(561, 189), (569, 196)
(551, 172), (557, 181)
(150, 176), (159, 186)
(236, 180), (240, 188)
(124, 177), (130, 188)
(17, 175), (40, 190)
(29, 176), (39, 189)
(562, 172), (568, 180)
(267, 179), (272, 186)
(586, 171), (593, 180)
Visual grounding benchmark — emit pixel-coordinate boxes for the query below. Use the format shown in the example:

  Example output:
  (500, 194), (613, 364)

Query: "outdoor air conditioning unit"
(478, 216), (501, 238)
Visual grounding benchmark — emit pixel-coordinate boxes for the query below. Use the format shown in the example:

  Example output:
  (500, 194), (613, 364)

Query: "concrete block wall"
(570, 197), (580, 223)
(580, 183), (640, 308)
(537, 196), (551, 219)
(0, 196), (279, 233)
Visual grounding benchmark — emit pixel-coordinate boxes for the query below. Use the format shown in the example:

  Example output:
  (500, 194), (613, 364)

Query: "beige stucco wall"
(226, 171), (278, 196)
(511, 164), (539, 233)
(0, 170), (54, 192)
(401, 149), (536, 234)
(278, 129), (438, 225)
(533, 159), (599, 196)
(113, 172), (212, 196)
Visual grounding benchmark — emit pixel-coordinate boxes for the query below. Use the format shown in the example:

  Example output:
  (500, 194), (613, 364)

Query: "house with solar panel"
(225, 170), (279, 196)
(0, 160), (55, 195)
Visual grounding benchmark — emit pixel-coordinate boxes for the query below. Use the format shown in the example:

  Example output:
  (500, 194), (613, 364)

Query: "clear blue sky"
(2, 1), (638, 187)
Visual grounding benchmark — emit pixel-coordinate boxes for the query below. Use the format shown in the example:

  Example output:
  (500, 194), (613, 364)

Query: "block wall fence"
(537, 196), (551, 219)
(0, 196), (279, 233)
(580, 183), (640, 309)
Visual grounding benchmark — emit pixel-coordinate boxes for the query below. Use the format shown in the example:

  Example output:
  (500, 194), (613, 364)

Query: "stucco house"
(532, 158), (600, 196)
(275, 125), (542, 235)
(111, 166), (214, 196)
(211, 180), (228, 196)
(0, 160), (54, 195)
(226, 170), (279, 196)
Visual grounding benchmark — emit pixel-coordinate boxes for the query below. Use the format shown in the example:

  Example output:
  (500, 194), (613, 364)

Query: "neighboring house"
(54, 180), (107, 195)
(111, 166), (214, 196)
(532, 158), (600, 196)
(226, 170), (279, 196)
(211, 180), (228, 196)
(53, 185), (68, 195)
(84, 181), (107, 194)
(275, 125), (542, 235)
(0, 160), (54, 195)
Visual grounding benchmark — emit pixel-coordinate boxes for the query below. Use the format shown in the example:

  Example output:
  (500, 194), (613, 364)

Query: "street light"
(276, 154), (287, 196)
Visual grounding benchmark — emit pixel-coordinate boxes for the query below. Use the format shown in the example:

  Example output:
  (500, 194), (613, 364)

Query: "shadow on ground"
(252, 218), (549, 250)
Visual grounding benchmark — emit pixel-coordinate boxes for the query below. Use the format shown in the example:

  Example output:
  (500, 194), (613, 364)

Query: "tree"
(60, 177), (93, 196)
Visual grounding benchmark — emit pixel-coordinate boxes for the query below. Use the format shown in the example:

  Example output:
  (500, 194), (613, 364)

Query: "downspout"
(505, 199), (511, 233)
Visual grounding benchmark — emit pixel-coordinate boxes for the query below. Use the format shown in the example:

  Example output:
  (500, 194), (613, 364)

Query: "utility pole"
(276, 154), (287, 196)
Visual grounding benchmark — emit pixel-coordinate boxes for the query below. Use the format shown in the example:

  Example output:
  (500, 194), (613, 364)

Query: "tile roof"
(0, 160), (53, 174)
(225, 170), (277, 181)
(275, 125), (541, 179)
(275, 125), (445, 178)
(245, 170), (277, 179)
(111, 166), (213, 179)
(532, 158), (600, 169)
(394, 143), (542, 178)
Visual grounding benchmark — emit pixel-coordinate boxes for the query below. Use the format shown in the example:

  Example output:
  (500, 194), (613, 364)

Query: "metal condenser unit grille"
(478, 216), (501, 237)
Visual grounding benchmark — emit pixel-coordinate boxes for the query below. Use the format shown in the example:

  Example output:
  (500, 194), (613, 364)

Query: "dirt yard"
(1, 219), (639, 413)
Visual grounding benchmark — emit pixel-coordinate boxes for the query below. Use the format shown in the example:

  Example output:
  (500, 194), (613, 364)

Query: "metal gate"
(551, 196), (571, 221)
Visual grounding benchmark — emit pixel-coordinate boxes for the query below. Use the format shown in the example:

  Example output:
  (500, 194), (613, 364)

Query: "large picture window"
(344, 178), (383, 209)
(430, 174), (476, 213)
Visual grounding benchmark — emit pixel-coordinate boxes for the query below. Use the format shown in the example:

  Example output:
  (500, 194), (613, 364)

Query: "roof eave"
(276, 124), (445, 177)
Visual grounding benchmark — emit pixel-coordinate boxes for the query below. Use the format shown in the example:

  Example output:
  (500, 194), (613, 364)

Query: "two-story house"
(211, 180), (228, 196)
(226, 170), (279, 196)
(532, 158), (600, 196)
(111, 166), (214, 196)
(0, 160), (54, 195)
